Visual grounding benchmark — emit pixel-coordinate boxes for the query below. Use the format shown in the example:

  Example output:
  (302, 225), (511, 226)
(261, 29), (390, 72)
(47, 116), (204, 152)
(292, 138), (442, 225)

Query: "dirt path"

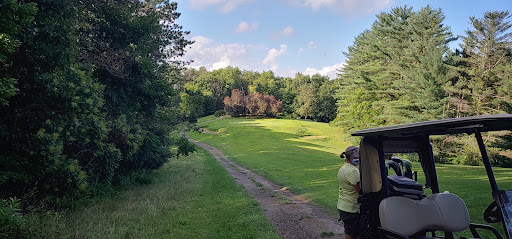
(181, 130), (344, 239)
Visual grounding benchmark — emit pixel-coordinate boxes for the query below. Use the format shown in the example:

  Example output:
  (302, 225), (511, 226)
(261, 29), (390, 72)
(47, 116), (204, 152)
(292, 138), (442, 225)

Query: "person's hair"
(340, 145), (359, 160)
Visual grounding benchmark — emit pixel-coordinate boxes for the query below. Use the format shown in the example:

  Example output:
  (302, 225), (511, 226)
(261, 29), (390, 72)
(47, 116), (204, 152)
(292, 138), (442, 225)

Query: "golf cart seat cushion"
(379, 193), (470, 237)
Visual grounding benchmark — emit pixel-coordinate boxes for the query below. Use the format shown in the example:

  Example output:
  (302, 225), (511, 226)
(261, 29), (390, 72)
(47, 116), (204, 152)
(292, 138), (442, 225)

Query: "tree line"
(177, 67), (339, 122)
(0, 0), (193, 218)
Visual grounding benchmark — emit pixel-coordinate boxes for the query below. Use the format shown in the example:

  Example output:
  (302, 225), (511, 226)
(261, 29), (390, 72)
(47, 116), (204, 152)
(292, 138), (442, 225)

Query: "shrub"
(296, 126), (311, 137)
(0, 197), (28, 238)
(176, 137), (196, 158)
(214, 110), (225, 117)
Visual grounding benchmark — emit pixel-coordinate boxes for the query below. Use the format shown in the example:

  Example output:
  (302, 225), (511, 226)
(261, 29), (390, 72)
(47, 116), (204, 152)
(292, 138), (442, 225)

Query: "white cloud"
(184, 35), (262, 71)
(287, 0), (394, 17)
(234, 21), (259, 33)
(262, 44), (288, 71)
(296, 48), (304, 56)
(308, 41), (318, 49)
(303, 62), (346, 79)
(302, 0), (337, 11)
(276, 66), (298, 78)
(282, 26), (295, 36)
(189, 0), (255, 13)
(270, 26), (295, 39)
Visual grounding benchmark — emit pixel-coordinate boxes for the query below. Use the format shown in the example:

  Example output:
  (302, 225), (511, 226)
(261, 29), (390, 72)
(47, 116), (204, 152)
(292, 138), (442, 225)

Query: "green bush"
(0, 197), (28, 238)
(177, 137), (196, 158)
(295, 126), (311, 137)
(214, 110), (225, 117)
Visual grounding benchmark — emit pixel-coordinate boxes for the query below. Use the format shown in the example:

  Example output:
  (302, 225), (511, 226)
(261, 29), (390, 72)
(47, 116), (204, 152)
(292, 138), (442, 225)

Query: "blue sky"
(176, 0), (511, 78)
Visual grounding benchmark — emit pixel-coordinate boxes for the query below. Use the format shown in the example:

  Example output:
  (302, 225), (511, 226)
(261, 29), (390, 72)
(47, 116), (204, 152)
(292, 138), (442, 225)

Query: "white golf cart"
(352, 114), (512, 239)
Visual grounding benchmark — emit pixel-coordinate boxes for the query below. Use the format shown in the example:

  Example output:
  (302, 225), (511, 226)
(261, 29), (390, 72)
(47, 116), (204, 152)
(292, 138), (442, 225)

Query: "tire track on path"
(180, 130), (344, 239)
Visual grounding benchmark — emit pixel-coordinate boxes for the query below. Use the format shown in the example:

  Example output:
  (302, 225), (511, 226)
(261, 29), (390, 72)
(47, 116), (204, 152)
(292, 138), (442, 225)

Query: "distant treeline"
(176, 68), (339, 122)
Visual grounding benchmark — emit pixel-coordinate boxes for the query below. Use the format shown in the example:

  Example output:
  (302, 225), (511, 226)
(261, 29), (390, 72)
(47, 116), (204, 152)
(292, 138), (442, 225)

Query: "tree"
(0, 0), (37, 106)
(459, 11), (512, 115)
(223, 89), (282, 117)
(223, 89), (247, 116)
(315, 79), (338, 122)
(0, 0), (193, 207)
(249, 71), (281, 97)
(335, 5), (455, 129)
(296, 84), (317, 119)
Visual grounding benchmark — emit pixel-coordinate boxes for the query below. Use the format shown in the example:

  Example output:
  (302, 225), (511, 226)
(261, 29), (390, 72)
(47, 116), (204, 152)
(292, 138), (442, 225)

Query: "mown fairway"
(27, 148), (278, 239)
(188, 116), (512, 229)
(189, 117), (353, 216)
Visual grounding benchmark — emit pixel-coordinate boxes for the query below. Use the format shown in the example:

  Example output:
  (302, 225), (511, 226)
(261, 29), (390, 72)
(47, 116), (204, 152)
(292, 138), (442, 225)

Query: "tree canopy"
(0, 0), (192, 207)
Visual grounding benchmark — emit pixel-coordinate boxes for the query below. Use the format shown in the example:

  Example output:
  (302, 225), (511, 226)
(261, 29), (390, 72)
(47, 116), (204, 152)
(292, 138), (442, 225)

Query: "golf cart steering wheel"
(484, 201), (503, 223)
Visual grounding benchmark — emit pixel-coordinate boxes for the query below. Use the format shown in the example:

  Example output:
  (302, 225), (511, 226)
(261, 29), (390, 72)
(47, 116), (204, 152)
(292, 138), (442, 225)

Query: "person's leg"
(339, 210), (361, 239)
(344, 234), (355, 239)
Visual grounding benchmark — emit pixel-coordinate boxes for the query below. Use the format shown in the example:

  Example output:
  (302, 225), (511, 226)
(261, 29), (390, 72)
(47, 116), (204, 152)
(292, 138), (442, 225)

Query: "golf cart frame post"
(352, 114), (512, 239)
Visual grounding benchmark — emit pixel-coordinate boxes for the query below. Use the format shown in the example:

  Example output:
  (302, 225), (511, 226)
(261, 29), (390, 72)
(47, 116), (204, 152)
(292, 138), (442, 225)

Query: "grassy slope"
(188, 117), (352, 216)
(188, 117), (512, 229)
(28, 148), (278, 239)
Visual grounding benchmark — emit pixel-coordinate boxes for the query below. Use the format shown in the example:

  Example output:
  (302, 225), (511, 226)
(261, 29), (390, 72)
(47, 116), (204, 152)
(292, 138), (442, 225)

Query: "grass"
(189, 116), (512, 237)
(27, 148), (279, 239)
(197, 114), (218, 124)
(188, 117), (350, 215)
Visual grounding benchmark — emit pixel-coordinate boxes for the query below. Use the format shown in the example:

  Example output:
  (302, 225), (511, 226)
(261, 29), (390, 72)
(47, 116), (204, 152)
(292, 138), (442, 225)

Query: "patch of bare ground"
(199, 128), (220, 134)
(181, 130), (344, 239)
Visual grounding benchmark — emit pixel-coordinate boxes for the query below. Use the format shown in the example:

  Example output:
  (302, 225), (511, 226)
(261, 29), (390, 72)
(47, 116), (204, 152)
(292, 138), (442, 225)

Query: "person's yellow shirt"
(337, 162), (360, 213)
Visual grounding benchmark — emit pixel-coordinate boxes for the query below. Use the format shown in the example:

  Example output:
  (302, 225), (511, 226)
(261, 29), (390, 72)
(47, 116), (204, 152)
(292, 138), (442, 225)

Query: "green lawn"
(187, 117), (352, 216)
(27, 148), (278, 239)
(188, 117), (512, 236)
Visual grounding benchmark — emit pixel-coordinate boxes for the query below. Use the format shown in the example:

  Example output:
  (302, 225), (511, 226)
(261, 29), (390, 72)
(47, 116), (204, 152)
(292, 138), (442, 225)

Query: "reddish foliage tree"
(224, 89), (247, 116)
(224, 89), (282, 117)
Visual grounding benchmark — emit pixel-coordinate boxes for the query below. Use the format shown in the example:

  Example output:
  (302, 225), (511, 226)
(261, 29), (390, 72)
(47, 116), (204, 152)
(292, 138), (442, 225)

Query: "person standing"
(337, 145), (361, 239)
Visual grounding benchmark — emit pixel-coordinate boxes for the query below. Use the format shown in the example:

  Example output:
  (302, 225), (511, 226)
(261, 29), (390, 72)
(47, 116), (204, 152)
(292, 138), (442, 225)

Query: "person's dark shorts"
(338, 210), (361, 237)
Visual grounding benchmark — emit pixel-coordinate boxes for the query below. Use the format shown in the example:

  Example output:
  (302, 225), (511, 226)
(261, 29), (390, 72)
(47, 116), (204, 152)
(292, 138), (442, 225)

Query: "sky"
(176, 0), (512, 79)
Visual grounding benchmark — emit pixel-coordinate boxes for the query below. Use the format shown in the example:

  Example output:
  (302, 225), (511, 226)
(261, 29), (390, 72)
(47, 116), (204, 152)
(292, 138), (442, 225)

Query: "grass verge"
(26, 148), (278, 239)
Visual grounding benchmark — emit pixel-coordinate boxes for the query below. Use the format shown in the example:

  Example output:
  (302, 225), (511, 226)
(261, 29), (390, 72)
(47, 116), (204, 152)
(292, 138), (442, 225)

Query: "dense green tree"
(295, 84), (317, 120)
(335, 5), (455, 130)
(315, 79), (339, 122)
(459, 10), (512, 115)
(0, 0), (192, 207)
(249, 70), (282, 97)
(0, 0), (37, 106)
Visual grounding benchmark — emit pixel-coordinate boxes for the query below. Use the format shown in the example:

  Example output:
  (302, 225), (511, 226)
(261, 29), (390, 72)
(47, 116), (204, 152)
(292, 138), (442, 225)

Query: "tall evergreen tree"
(459, 10), (512, 114)
(334, 5), (455, 130)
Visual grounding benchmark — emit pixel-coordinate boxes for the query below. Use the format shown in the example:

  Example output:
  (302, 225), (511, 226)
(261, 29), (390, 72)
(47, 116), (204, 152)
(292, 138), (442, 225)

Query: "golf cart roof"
(352, 114), (512, 137)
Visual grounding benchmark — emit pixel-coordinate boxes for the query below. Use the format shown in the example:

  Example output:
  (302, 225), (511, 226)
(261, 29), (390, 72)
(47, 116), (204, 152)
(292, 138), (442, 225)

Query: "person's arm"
(353, 182), (360, 194)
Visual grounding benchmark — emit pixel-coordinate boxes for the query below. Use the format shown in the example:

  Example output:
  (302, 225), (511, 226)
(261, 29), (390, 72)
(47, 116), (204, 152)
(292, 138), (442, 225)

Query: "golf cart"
(352, 114), (512, 239)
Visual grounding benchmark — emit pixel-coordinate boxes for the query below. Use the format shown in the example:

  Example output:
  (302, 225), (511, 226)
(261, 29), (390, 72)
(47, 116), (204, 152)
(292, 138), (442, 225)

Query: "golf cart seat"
(379, 192), (502, 239)
(379, 192), (469, 238)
